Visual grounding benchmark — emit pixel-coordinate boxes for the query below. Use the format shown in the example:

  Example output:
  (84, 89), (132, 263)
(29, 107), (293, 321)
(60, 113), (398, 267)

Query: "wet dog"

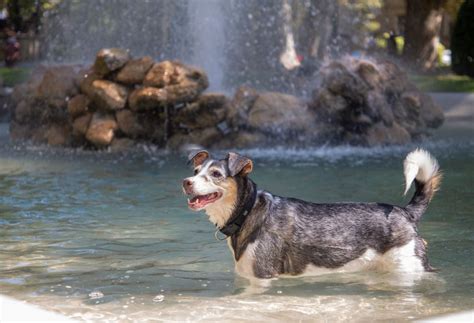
(182, 149), (441, 283)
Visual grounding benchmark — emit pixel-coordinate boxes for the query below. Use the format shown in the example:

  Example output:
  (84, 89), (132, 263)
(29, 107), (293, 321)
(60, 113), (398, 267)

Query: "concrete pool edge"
(0, 294), (77, 322)
(1, 293), (472, 322)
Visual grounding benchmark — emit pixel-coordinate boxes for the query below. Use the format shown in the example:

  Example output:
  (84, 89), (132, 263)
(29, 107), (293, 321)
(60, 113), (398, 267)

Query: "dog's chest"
(227, 240), (257, 279)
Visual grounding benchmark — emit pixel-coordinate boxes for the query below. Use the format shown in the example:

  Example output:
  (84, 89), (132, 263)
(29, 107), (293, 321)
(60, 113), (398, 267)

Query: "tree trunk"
(403, 0), (446, 71)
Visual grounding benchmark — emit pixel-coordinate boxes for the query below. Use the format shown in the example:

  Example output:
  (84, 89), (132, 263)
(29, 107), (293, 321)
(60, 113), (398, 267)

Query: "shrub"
(451, 0), (474, 78)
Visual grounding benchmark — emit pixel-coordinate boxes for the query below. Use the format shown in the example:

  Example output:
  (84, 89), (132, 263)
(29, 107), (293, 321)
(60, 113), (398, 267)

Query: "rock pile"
(9, 49), (444, 150)
(10, 48), (209, 149)
(309, 58), (444, 145)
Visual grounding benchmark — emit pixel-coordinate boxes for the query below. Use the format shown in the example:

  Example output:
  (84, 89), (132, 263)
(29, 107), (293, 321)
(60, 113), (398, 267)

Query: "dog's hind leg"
(378, 239), (427, 286)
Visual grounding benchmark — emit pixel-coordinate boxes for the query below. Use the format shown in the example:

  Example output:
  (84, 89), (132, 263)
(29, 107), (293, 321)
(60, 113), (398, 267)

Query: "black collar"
(219, 181), (257, 237)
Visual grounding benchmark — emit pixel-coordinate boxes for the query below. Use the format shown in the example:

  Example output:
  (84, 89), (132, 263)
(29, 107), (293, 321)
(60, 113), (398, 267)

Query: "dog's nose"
(183, 179), (193, 190)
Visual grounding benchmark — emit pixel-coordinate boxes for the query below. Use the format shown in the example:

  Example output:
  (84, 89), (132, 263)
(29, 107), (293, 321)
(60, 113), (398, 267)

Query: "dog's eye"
(211, 171), (222, 178)
(193, 169), (199, 175)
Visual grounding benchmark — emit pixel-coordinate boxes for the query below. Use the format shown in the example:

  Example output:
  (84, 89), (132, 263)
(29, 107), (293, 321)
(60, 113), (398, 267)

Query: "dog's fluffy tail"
(403, 149), (442, 223)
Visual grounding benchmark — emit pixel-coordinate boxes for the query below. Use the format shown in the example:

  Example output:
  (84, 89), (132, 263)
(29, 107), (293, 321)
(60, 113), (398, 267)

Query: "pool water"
(0, 123), (473, 322)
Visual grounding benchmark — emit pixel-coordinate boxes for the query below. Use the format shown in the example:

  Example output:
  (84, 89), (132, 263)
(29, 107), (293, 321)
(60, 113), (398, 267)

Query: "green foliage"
(451, 0), (474, 78)
(410, 73), (474, 92)
(0, 66), (31, 87)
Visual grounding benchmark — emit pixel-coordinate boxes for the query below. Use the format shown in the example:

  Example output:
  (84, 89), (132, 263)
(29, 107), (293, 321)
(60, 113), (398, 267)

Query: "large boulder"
(227, 86), (259, 128)
(128, 87), (166, 111)
(115, 56), (154, 85)
(379, 60), (411, 94)
(355, 60), (383, 90)
(10, 121), (33, 141)
(78, 70), (101, 98)
(320, 61), (370, 105)
(45, 124), (71, 147)
(94, 48), (131, 77)
(115, 109), (145, 138)
(90, 80), (128, 111)
(72, 113), (92, 137)
(248, 92), (315, 136)
(365, 122), (411, 146)
(143, 61), (209, 103)
(35, 66), (79, 108)
(168, 127), (221, 150)
(67, 94), (91, 118)
(173, 93), (227, 130)
(85, 112), (118, 146)
(403, 91), (444, 128)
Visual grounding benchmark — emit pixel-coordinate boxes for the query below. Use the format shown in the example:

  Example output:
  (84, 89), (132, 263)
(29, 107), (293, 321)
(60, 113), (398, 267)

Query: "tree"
(451, 0), (474, 78)
(403, 0), (447, 70)
(3, 0), (60, 33)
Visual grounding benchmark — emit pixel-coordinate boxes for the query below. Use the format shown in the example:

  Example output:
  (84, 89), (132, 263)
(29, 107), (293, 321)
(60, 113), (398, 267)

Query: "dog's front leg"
(237, 277), (275, 295)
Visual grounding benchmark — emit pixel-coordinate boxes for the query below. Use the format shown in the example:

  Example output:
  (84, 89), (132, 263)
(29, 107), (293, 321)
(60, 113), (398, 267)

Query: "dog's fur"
(182, 149), (441, 282)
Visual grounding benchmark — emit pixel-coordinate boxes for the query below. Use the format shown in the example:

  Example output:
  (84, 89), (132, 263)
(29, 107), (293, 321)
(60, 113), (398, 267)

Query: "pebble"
(153, 295), (165, 303)
(89, 291), (104, 299)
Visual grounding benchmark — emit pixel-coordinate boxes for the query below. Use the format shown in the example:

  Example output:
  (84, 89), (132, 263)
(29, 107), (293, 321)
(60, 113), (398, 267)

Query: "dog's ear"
(227, 152), (253, 177)
(188, 150), (210, 167)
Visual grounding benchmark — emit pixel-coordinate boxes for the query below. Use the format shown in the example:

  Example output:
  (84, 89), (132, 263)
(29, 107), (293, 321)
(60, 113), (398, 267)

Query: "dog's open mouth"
(187, 192), (222, 210)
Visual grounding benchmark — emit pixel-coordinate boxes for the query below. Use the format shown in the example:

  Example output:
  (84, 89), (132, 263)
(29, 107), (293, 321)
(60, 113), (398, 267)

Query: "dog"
(182, 149), (441, 283)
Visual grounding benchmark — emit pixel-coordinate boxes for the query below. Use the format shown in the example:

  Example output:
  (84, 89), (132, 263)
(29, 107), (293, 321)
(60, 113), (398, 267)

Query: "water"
(40, 1), (340, 91)
(0, 122), (473, 321)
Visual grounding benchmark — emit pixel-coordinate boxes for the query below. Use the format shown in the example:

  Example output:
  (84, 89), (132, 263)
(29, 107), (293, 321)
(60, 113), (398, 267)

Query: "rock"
(14, 100), (34, 124)
(379, 60), (410, 94)
(85, 112), (118, 146)
(129, 84), (204, 111)
(110, 137), (136, 152)
(11, 66), (45, 104)
(35, 66), (79, 108)
(143, 61), (176, 87)
(79, 70), (101, 98)
(365, 122), (411, 146)
(67, 94), (91, 118)
(418, 93), (444, 128)
(356, 60), (382, 90)
(46, 124), (71, 146)
(91, 80), (128, 111)
(128, 87), (166, 111)
(168, 127), (221, 150)
(30, 126), (48, 144)
(310, 88), (348, 122)
(115, 56), (154, 85)
(248, 92), (315, 136)
(72, 113), (92, 137)
(137, 111), (166, 143)
(174, 93), (227, 130)
(144, 61), (207, 88)
(321, 61), (369, 105)
(115, 109), (144, 138)
(215, 131), (267, 149)
(401, 92), (424, 130)
(94, 48), (131, 77)
(143, 61), (208, 103)
(10, 121), (32, 141)
(227, 86), (259, 128)
(365, 91), (394, 125)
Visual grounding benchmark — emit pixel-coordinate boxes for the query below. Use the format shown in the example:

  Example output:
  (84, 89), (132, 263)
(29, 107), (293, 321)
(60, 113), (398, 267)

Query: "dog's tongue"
(188, 193), (217, 209)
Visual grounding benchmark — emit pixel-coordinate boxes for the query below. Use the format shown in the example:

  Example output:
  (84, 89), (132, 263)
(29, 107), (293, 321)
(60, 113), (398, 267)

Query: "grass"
(0, 66), (32, 87)
(410, 73), (474, 93)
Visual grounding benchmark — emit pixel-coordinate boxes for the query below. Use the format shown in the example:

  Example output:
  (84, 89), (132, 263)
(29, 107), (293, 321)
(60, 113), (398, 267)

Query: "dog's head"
(182, 150), (253, 227)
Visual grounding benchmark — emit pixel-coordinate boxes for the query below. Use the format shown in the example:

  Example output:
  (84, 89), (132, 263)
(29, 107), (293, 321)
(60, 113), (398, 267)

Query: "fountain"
(8, 1), (445, 150)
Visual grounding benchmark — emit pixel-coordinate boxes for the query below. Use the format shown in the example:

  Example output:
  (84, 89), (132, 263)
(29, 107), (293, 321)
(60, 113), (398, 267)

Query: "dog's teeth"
(196, 198), (200, 203)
